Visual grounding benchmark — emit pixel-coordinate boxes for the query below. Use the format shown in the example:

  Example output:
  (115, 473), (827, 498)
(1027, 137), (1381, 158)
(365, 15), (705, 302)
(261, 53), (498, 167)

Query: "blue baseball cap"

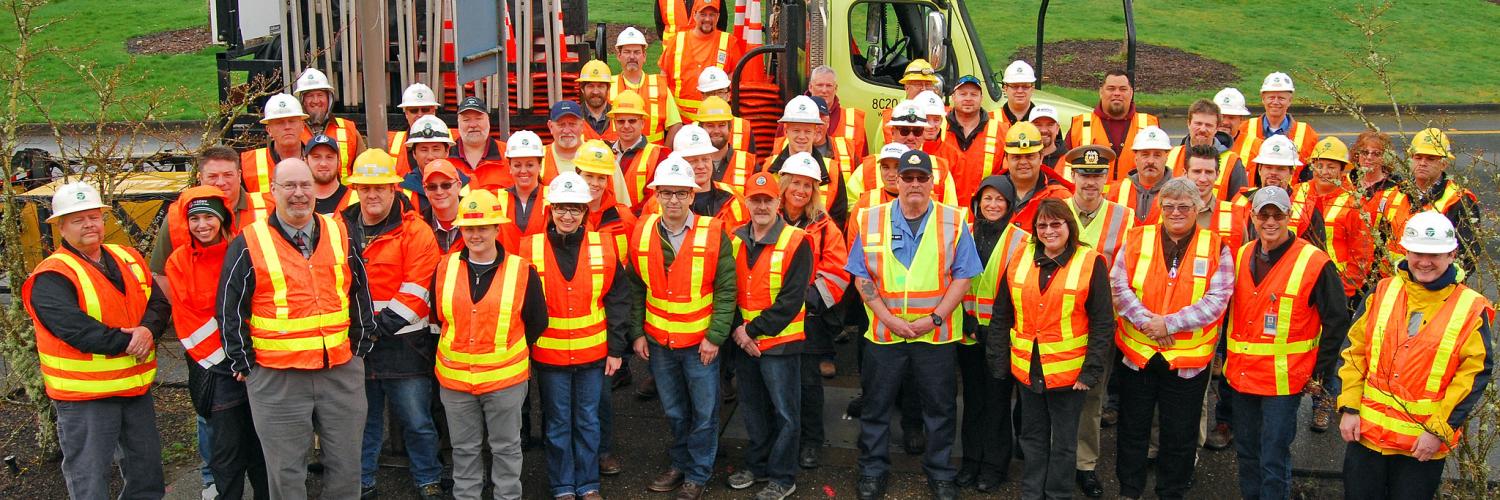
(303, 134), (339, 156)
(955, 75), (982, 90)
(807, 96), (830, 115)
(550, 100), (584, 121)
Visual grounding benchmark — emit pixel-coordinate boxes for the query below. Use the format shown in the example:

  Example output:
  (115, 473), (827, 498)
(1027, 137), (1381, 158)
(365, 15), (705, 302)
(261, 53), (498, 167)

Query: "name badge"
(891, 233), (902, 241)
(1193, 257), (1210, 278)
(1262, 313), (1279, 337)
(717, 51), (727, 65)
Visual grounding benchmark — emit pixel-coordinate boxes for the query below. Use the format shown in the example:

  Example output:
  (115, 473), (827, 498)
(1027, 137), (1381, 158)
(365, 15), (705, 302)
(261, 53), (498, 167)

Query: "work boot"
(580, 492), (603, 500)
(598, 453), (623, 476)
(648, 468), (685, 492)
(417, 483), (444, 500)
(1076, 470), (1103, 498)
(1310, 396), (1334, 433)
(856, 475), (888, 500)
(675, 482), (705, 500)
(635, 373), (658, 400)
(799, 446), (820, 469)
(1100, 407), (1119, 427)
(928, 479), (959, 500)
(1205, 422), (1233, 450)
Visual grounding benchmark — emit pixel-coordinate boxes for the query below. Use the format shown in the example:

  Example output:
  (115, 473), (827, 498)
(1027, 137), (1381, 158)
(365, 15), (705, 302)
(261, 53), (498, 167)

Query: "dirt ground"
(1010, 40), (1240, 93)
(126, 26), (212, 56)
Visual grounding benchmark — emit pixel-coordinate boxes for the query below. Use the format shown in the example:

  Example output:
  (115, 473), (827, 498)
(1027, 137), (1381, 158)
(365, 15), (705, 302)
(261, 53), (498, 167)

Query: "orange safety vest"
(1068, 198), (1134, 267)
(631, 214), (724, 348)
(498, 187), (551, 240)
(300, 117), (361, 178)
(609, 77), (674, 144)
(165, 238), (230, 370)
(858, 201), (964, 344)
(1421, 180), (1477, 215)
(1106, 178), (1162, 226)
(1068, 112), (1158, 181)
(734, 224), (808, 351)
(1168, 146), (1241, 201)
(1354, 278), (1492, 457)
(729, 117), (753, 153)
(433, 252), (532, 394)
(241, 215), (354, 370)
(389, 128), (459, 176)
(1224, 238), (1330, 396)
(1205, 199), (1244, 248)
(717, 149), (760, 193)
(963, 223), (1030, 327)
(621, 143), (669, 209)
(522, 232), (616, 366)
(945, 116), (1009, 207)
(1115, 226), (1224, 370)
(834, 107), (867, 157)
(1006, 244), (1101, 388)
(1295, 184), (1368, 296)
(363, 210), (439, 335)
(1233, 118), (1318, 184)
(848, 155), (955, 209)
(23, 245), (157, 401)
(1364, 184), (1411, 266)
(657, 0), (693, 46)
(764, 139), (852, 215)
(668, 31), (734, 116)
(167, 191), (274, 250)
(240, 148), (279, 195)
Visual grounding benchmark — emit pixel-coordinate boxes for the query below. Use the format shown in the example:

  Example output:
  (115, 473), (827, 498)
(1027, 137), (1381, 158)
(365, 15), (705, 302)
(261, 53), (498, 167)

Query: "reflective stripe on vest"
(735, 224), (807, 351)
(611, 75), (669, 143)
(523, 232), (614, 366)
(1169, 146), (1238, 199)
(672, 32), (732, 111)
(632, 214), (722, 347)
(981, 117), (1004, 172)
(242, 215), (353, 369)
(1225, 240), (1328, 396)
(434, 252), (531, 394)
(1007, 244), (1099, 388)
(841, 108), (863, 146)
(859, 202), (962, 344)
(247, 148), (274, 194)
(1070, 199), (1133, 266)
(731, 117), (751, 152)
(964, 224), (1029, 327)
(1116, 226), (1222, 370)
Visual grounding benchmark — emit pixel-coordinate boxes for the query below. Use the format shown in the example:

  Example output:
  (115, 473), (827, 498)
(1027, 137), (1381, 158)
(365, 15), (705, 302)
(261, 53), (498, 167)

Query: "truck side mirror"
(925, 11), (947, 70)
(865, 6), (884, 73)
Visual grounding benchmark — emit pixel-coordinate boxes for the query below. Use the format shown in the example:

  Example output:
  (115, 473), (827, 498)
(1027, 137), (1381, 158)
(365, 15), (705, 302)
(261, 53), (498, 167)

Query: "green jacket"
(628, 216), (737, 346)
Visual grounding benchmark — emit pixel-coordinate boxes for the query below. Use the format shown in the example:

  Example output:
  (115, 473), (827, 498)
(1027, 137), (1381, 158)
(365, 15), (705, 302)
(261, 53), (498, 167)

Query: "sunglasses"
(1254, 212), (1289, 221)
(1035, 221), (1067, 231)
(894, 127), (925, 137)
(424, 181), (457, 191)
(899, 174), (931, 183)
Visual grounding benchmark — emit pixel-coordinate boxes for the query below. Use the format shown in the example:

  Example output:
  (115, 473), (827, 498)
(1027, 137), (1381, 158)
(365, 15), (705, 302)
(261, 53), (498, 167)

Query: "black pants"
(1017, 387), (1086, 500)
(209, 399), (269, 500)
(957, 342), (1013, 477)
(857, 342), (958, 480)
(801, 313), (832, 447)
(1341, 441), (1445, 500)
(1115, 356), (1211, 500)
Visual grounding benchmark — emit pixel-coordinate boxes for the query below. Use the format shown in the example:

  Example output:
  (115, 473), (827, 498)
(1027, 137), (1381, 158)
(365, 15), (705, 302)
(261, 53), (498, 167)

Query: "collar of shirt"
(659, 212), (696, 249)
(888, 201), (933, 250)
(734, 217), (787, 246)
(448, 137), (504, 164)
(945, 110), (989, 148)
(271, 212), (318, 248)
(1261, 114), (1292, 137)
(613, 136), (646, 156)
(1031, 243), (1077, 268)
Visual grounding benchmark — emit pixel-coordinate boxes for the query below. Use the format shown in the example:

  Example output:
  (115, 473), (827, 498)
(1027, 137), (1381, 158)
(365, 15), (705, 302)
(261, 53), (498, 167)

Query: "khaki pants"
(1075, 361), (1111, 470)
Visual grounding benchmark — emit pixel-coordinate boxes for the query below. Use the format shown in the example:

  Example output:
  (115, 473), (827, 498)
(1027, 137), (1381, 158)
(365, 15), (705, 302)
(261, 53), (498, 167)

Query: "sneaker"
(200, 484), (217, 500)
(1310, 396), (1334, 433)
(755, 482), (797, 500)
(1205, 422), (1233, 450)
(726, 469), (763, 490)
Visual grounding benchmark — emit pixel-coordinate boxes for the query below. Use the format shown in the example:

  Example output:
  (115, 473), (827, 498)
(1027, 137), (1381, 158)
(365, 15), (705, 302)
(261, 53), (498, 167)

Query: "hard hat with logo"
(1004, 122), (1044, 154)
(47, 182), (109, 222)
(578, 60), (613, 83)
(546, 172), (594, 205)
(1410, 127), (1455, 159)
(779, 96), (823, 125)
(506, 130), (545, 158)
(260, 93), (309, 124)
(1214, 87), (1251, 116)
(899, 59), (938, 84)
(294, 68), (335, 96)
(615, 26), (648, 48)
(697, 66), (730, 93)
(1003, 60), (1037, 84)
(648, 155), (700, 189)
(1254, 135), (1303, 167)
(405, 115), (456, 145)
(1260, 72), (1295, 93)
(347, 149), (404, 185)
(673, 124), (719, 156)
(696, 96), (734, 123)
(1131, 126), (1172, 151)
(1400, 210), (1458, 254)
(608, 91), (648, 117)
(574, 139), (618, 175)
(915, 90), (946, 117)
(398, 83), (440, 108)
(1309, 137), (1350, 164)
(878, 143), (911, 161)
(886, 100), (929, 128)
(779, 152), (824, 184)
(454, 189), (505, 227)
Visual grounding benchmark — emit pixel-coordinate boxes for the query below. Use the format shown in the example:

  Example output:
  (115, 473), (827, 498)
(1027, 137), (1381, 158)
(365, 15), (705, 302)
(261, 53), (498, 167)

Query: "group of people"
(23, 2), (1493, 500)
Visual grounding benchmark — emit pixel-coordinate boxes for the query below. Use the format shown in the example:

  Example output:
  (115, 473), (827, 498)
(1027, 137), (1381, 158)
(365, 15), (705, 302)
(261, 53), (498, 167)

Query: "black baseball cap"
(807, 96), (830, 115)
(897, 150), (934, 175)
(303, 134), (339, 156)
(457, 96), (488, 114)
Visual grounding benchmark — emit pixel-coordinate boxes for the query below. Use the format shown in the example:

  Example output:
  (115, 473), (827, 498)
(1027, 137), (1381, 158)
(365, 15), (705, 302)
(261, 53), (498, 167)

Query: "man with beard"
(242, 94), (308, 194)
(697, 96), (759, 190)
(1233, 73), (1320, 184)
(294, 68), (364, 174)
(543, 101), (588, 182)
(610, 91), (670, 210)
(398, 115), (464, 209)
(612, 27), (683, 145)
(1231, 135), (1326, 245)
(657, 0), (743, 119)
(695, 66), (754, 153)
(578, 60), (617, 142)
(448, 97), (507, 188)
(1403, 127), (1480, 271)
(1107, 126), (1174, 226)
(306, 134), (358, 214)
(1168, 99), (1248, 201)
(1063, 70), (1161, 181)
(1030, 105), (1067, 171)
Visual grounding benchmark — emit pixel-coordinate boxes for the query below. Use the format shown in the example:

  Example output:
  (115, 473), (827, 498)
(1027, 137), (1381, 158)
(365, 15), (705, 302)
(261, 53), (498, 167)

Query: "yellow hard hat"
(578, 60), (613, 84)
(899, 59), (938, 84)
(696, 96), (734, 123)
(608, 90), (648, 117)
(574, 139), (618, 175)
(1409, 127), (1455, 159)
(454, 189), (505, 227)
(1309, 137), (1349, 164)
(347, 149), (404, 185)
(1004, 122), (1044, 154)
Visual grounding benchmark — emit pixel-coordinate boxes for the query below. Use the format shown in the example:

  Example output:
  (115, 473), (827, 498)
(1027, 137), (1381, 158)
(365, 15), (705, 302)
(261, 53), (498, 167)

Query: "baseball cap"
(1251, 186), (1292, 213)
(878, 143), (911, 161)
(1028, 104), (1060, 124)
(550, 100), (584, 121)
(807, 96), (830, 116)
(303, 134), (339, 156)
(457, 96), (488, 114)
(897, 150), (934, 175)
(422, 158), (461, 184)
(743, 171), (780, 200)
(954, 75), (982, 90)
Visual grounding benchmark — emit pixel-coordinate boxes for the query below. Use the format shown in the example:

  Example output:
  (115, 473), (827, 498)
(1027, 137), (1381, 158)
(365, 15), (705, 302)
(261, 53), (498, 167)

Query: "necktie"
(292, 230), (310, 258)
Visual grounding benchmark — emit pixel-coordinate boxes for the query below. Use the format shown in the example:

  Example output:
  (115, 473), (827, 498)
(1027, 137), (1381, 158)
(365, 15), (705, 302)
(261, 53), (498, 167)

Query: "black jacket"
(732, 219), (814, 356)
(985, 244), (1116, 392)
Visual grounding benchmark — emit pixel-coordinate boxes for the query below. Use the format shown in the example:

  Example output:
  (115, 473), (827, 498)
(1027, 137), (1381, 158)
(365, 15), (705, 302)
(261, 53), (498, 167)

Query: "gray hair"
(810, 65), (836, 81)
(1157, 177), (1203, 211)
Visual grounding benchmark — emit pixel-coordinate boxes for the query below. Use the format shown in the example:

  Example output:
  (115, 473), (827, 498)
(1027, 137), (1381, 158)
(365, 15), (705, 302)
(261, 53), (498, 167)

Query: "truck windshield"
(848, 1), (999, 100)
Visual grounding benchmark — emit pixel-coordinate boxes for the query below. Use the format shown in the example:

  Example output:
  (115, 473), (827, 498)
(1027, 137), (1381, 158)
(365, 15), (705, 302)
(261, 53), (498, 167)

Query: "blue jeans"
(1231, 391), (1302, 500)
(537, 367), (604, 497)
(737, 353), (801, 487)
(648, 342), (721, 484)
(361, 377), (443, 488)
(599, 362), (616, 456)
(198, 415), (215, 486)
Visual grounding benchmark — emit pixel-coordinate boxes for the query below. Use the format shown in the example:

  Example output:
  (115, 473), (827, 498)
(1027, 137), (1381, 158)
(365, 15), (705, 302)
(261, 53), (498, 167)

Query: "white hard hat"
(779, 152), (822, 182)
(878, 143), (911, 161)
(887, 100), (929, 128)
(1213, 87), (1251, 116)
(1399, 210), (1459, 254)
(1260, 72), (1295, 93)
(405, 115), (456, 145)
(648, 155), (700, 189)
(778, 96), (823, 125)
(505, 130), (545, 158)
(1028, 104), (1060, 124)
(1003, 60), (1036, 84)
(398, 83), (439, 108)
(1254, 135), (1303, 167)
(1131, 126), (1172, 151)
(260, 93), (309, 123)
(47, 182), (110, 222)
(673, 124), (719, 156)
(615, 27), (647, 48)
(545, 172), (594, 205)
(294, 68), (335, 96)
(697, 66), (730, 93)
(915, 90), (946, 117)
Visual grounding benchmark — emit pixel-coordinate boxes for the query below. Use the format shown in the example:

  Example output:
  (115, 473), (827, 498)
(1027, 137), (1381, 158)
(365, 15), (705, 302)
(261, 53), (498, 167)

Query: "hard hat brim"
(397, 100), (441, 108)
(347, 175), (406, 185)
(777, 116), (823, 125)
(452, 217), (504, 228)
(546, 193), (594, 205)
(899, 74), (939, 84)
(405, 136), (457, 146)
(674, 144), (719, 157)
(1004, 145), (1044, 155)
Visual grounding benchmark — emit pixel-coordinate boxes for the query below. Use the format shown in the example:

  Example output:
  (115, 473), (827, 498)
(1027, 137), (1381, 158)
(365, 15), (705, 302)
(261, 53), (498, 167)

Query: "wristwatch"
(928, 313), (943, 326)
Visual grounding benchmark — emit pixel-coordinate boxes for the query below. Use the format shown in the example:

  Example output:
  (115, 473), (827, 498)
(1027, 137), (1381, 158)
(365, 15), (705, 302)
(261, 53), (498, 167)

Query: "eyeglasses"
(656, 190), (692, 200)
(899, 174), (931, 184)
(1035, 221), (1067, 231)
(1160, 204), (1196, 214)
(553, 206), (586, 216)
(277, 181), (313, 192)
(1356, 150), (1384, 157)
(1253, 212), (1289, 221)
(424, 181), (456, 191)
(894, 126), (925, 137)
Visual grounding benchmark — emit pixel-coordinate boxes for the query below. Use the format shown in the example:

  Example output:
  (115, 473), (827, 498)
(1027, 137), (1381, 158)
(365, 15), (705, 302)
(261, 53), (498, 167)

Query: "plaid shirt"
(1110, 238), (1235, 378)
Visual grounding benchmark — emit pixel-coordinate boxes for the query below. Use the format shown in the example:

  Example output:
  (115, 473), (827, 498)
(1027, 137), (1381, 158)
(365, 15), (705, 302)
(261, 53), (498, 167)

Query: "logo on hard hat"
(1019, 132), (1028, 141)
(1148, 131), (1157, 139)
(1425, 227), (1437, 237)
(671, 164), (681, 173)
(1272, 144), (1281, 153)
(594, 151), (604, 159)
(1084, 150), (1100, 164)
(797, 104), (806, 112)
(75, 191), (86, 201)
(1014, 66), (1023, 74)
(564, 180), (575, 189)
(278, 101), (288, 109)
(691, 133), (701, 142)
(522, 138), (530, 146)
(755, 176), (767, 186)
(468, 201), (478, 209)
